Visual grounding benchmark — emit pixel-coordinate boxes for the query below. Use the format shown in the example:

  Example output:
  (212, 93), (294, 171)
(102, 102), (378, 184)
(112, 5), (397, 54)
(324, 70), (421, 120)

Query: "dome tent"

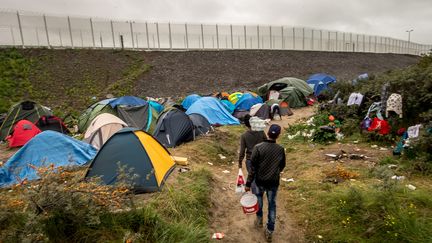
(85, 128), (175, 193)
(0, 131), (97, 188)
(0, 101), (52, 141)
(6, 120), (41, 148)
(153, 108), (194, 148)
(306, 73), (336, 96)
(185, 97), (240, 125)
(181, 94), (202, 110)
(84, 113), (127, 149)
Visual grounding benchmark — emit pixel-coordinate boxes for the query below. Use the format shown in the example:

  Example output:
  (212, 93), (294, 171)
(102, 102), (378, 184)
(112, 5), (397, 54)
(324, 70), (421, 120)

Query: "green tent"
(0, 101), (52, 140)
(78, 98), (158, 133)
(257, 77), (314, 108)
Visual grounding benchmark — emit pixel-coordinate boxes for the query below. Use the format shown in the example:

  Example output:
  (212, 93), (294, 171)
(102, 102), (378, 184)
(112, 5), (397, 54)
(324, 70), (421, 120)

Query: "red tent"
(6, 120), (41, 148)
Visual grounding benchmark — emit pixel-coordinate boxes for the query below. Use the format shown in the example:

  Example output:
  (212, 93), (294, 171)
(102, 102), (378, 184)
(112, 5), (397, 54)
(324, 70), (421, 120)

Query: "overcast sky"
(1, 0), (431, 44)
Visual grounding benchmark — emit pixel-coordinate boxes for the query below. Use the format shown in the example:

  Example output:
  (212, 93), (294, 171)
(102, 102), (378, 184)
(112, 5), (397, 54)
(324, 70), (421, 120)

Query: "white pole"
(281, 26), (284, 49)
(67, 16), (73, 48)
(230, 24), (233, 49)
(130, 21), (135, 49)
(111, 20), (115, 48)
(216, 24), (219, 50)
(168, 22), (172, 49)
(90, 18), (95, 47)
(156, 22), (160, 49)
(293, 27), (295, 49)
(200, 24), (204, 49)
(16, 11), (24, 47)
(257, 25), (260, 49)
(43, 15), (50, 47)
(269, 26), (272, 49)
(244, 25), (247, 48)
(185, 23), (189, 49)
(145, 22), (150, 50)
(302, 27), (305, 50)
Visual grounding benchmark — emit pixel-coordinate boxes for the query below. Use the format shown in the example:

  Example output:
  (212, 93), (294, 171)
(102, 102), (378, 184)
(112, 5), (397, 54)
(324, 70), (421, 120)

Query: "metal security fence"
(1, 10), (431, 55)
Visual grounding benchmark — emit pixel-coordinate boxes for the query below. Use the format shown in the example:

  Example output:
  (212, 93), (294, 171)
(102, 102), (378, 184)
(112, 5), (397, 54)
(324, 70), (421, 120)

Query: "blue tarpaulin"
(108, 96), (147, 108)
(234, 93), (263, 111)
(186, 97), (240, 125)
(307, 73), (336, 95)
(181, 94), (201, 110)
(0, 131), (97, 187)
(220, 99), (235, 114)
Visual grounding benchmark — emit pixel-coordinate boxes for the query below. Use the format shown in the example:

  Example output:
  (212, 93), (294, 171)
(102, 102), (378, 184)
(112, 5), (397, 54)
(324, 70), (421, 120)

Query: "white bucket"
(240, 193), (258, 214)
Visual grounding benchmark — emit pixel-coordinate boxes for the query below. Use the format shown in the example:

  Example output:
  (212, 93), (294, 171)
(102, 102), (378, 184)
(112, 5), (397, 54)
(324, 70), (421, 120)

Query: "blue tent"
(0, 131), (97, 187)
(186, 97), (240, 125)
(235, 93), (263, 111)
(108, 96), (147, 108)
(307, 73), (336, 96)
(181, 94), (201, 110)
(148, 101), (164, 113)
(220, 99), (235, 114)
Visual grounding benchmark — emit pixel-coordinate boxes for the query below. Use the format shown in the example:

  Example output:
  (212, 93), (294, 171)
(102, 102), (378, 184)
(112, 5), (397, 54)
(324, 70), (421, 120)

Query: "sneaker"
(264, 228), (273, 242)
(254, 216), (263, 228)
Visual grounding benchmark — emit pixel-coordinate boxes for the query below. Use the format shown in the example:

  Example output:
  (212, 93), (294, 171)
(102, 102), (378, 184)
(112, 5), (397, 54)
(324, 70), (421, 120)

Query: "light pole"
(406, 29), (413, 42)
(406, 29), (413, 54)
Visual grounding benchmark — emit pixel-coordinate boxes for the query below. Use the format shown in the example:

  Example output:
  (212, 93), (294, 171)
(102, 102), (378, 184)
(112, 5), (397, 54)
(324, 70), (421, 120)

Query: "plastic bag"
(235, 168), (246, 194)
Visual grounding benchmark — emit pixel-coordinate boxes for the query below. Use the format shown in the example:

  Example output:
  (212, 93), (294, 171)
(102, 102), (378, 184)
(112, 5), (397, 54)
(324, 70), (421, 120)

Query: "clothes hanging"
(386, 93), (403, 118)
(368, 117), (390, 135)
(407, 124), (421, 138)
(365, 102), (383, 120)
(347, 93), (364, 106)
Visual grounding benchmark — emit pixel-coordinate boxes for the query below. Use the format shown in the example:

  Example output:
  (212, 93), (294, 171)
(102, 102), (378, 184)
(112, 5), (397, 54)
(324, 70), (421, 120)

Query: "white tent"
(84, 113), (127, 149)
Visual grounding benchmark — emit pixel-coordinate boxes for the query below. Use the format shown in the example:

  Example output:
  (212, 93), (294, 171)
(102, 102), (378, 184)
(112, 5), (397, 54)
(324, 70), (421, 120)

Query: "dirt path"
(207, 106), (315, 242)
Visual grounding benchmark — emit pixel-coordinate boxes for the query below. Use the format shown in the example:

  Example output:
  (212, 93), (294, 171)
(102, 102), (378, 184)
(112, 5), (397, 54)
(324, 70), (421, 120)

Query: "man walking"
(238, 114), (267, 193)
(245, 124), (286, 242)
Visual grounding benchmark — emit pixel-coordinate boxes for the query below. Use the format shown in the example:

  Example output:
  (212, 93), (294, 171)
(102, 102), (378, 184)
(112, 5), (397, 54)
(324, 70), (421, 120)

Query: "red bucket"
(240, 193), (258, 214)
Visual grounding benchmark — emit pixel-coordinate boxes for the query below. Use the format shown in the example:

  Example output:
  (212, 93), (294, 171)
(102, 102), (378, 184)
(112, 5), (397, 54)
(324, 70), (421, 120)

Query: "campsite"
(1, 45), (432, 242)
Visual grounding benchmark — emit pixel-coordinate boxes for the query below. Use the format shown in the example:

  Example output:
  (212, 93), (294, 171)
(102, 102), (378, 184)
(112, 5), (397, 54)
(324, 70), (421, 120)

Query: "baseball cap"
(268, 124), (281, 136)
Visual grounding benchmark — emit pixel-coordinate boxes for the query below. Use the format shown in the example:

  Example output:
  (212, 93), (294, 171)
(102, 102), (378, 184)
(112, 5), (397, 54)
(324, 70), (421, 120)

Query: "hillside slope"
(0, 48), (419, 113)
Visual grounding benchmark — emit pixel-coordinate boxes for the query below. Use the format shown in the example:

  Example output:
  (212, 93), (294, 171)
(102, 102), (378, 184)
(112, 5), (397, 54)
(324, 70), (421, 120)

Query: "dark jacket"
(238, 130), (267, 168)
(246, 140), (286, 188)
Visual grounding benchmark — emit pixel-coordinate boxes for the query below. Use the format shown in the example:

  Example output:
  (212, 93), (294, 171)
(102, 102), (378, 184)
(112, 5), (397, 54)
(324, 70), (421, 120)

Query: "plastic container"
(240, 193), (258, 214)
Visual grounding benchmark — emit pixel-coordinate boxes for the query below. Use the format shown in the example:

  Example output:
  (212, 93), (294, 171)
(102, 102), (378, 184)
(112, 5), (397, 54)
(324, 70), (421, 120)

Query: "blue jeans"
(245, 160), (257, 194)
(256, 185), (278, 232)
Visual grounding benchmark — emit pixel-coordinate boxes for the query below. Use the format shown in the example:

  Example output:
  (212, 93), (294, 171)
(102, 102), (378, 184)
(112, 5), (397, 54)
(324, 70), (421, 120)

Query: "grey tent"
(188, 113), (212, 136)
(153, 108), (194, 148)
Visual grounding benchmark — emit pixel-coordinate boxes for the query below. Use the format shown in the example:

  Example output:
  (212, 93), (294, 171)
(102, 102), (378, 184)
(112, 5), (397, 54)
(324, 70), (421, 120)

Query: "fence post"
(268, 26), (272, 49)
(185, 23), (189, 50)
(130, 21), (135, 49)
(43, 15), (50, 48)
(244, 25), (247, 48)
(10, 26), (16, 45)
(145, 22), (150, 50)
(67, 16), (73, 48)
(281, 26), (284, 49)
(320, 30), (323, 50)
(156, 22), (160, 49)
(335, 32), (338, 51)
(311, 29), (314, 50)
(257, 25), (260, 49)
(230, 24), (233, 48)
(200, 24), (204, 49)
(216, 24), (219, 50)
(16, 11), (24, 47)
(302, 27), (305, 50)
(374, 36), (377, 52)
(36, 28), (40, 46)
(90, 18), (95, 47)
(328, 31), (330, 51)
(111, 20), (115, 48)
(292, 27), (295, 49)
(342, 32), (345, 51)
(59, 29), (63, 46)
(80, 30), (83, 47)
(168, 22), (172, 49)
(362, 34), (366, 52)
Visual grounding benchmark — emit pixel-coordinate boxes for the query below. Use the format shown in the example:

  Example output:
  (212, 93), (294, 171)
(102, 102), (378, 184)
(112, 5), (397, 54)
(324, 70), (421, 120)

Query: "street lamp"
(406, 29), (413, 43)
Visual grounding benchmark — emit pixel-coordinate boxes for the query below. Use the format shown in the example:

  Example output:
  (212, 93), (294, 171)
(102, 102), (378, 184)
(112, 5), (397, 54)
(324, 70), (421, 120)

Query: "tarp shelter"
(221, 99), (235, 114)
(35, 115), (69, 134)
(153, 108), (194, 148)
(6, 120), (41, 148)
(186, 97), (240, 125)
(257, 77), (314, 108)
(235, 93), (263, 111)
(188, 113), (212, 136)
(85, 128), (175, 193)
(78, 97), (157, 133)
(0, 101), (52, 141)
(84, 113), (127, 149)
(0, 131), (97, 187)
(307, 73), (336, 96)
(228, 92), (243, 104)
(181, 94), (202, 110)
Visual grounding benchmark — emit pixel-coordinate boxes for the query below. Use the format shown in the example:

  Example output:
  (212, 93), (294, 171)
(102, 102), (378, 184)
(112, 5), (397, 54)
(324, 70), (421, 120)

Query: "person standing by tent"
(245, 124), (286, 242)
(238, 114), (267, 193)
